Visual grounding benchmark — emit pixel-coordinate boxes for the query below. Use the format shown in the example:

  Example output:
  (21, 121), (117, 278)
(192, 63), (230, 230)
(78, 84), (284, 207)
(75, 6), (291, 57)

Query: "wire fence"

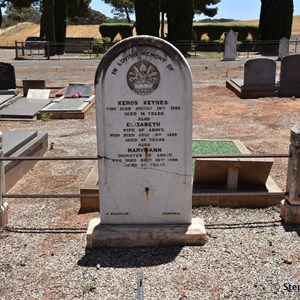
(0, 153), (289, 200)
(14, 39), (300, 60)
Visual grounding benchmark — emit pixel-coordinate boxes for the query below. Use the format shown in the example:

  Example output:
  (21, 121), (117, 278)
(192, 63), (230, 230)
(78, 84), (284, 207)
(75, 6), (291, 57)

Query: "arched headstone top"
(95, 35), (192, 86)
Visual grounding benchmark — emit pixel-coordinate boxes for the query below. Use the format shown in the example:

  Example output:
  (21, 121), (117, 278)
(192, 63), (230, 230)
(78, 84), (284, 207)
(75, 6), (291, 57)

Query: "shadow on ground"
(78, 246), (183, 268)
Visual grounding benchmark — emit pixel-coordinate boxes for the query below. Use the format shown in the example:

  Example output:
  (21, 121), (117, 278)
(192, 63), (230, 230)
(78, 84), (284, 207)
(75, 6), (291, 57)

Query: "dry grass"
(1, 16), (300, 46)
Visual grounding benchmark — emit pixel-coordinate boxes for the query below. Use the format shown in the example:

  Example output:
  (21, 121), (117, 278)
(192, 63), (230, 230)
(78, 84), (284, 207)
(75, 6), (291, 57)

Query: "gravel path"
(0, 53), (300, 299)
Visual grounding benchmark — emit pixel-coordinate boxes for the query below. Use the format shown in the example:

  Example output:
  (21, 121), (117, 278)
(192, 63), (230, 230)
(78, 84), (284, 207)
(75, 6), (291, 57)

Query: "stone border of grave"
(0, 132), (8, 227)
(280, 123), (300, 224)
(192, 139), (282, 208)
(79, 139), (282, 212)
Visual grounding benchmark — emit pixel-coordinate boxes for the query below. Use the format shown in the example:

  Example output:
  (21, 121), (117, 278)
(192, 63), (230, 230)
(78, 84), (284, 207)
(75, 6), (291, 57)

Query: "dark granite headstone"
(0, 63), (16, 90)
(23, 80), (46, 97)
(64, 85), (91, 98)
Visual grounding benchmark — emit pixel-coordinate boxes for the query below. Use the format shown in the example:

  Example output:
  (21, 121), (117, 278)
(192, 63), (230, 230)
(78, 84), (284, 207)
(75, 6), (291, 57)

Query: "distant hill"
(1, 16), (300, 47)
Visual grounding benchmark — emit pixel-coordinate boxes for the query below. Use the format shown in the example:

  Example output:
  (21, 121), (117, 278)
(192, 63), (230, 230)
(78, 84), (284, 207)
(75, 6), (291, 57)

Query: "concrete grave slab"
(0, 97), (51, 119)
(0, 94), (16, 107)
(39, 96), (95, 119)
(2, 130), (48, 191)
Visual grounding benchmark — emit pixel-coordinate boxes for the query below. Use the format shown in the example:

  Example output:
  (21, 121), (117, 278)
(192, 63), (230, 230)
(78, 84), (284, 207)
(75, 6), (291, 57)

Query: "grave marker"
(278, 54), (300, 97)
(0, 63), (16, 90)
(243, 58), (277, 92)
(23, 80), (46, 97)
(27, 89), (50, 99)
(87, 36), (206, 247)
(223, 30), (238, 61)
(278, 37), (289, 60)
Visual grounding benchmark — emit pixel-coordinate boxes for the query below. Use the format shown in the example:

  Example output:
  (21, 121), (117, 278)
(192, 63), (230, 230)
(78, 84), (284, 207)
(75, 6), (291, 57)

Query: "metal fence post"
(0, 131), (8, 227)
(281, 122), (300, 224)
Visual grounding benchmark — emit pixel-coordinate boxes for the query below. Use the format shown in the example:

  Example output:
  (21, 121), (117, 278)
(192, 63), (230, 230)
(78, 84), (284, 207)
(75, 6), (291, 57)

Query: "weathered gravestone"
(0, 62), (16, 90)
(87, 36), (207, 247)
(226, 58), (277, 98)
(278, 54), (300, 97)
(22, 80), (46, 97)
(27, 89), (50, 99)
(64, 85), (91, 98)
(278, 37), (289, 60)
(223, 30), (238, 61)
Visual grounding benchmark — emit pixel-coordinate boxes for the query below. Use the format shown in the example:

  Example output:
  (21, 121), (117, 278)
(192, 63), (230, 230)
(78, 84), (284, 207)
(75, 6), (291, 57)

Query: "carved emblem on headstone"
(127, 61), (160, 95)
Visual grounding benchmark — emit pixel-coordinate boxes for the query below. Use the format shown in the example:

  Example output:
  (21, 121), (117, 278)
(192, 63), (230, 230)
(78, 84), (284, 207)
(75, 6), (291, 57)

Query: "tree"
(166, 0), (194, 41)
(67, 0), (91, 22)
(194, 0), (220, 18)
(135, 0), (159, 36)
(54, 0), (66, 55)
(2, 4), (40, 28)
(259, 0), (294, 40)
(41, 0), (55, 56)
(102, 0), (134, 23)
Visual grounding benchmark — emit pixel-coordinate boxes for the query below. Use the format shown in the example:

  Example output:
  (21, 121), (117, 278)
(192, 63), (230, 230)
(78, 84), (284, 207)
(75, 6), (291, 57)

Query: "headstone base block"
(280, 199), (300, 224)
(86, 217), (207, 248)
(0, 202), (8, 227)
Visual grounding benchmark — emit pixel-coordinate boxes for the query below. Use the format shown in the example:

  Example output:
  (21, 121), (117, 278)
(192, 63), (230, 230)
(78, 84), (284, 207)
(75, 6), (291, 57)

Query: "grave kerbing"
(87, 35), (207, 247)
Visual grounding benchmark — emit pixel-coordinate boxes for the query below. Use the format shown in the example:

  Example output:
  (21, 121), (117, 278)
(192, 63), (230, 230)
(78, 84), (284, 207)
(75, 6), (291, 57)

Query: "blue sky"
(91, 0), (300, 21)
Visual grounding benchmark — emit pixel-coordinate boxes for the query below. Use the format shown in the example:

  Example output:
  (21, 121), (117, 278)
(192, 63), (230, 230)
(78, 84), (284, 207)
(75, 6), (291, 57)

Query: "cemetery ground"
(0, 50), (300, 299)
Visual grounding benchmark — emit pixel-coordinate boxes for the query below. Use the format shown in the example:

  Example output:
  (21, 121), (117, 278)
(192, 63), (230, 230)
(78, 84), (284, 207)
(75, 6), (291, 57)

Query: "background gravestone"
(223, 30), (238, 61)
(0, 62), (16, 90)
(242, 58), (277, 92)
(278, 54), (300, 97)
(278, 37), (289, 60)
(95, 36), (193, 225)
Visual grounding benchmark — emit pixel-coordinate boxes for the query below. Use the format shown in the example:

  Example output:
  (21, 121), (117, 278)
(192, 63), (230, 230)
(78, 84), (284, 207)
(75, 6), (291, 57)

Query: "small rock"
(283, 258), (292, 264)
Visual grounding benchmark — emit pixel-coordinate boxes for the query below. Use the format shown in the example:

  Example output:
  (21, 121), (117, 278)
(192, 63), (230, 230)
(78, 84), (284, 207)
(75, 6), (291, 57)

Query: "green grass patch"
(192, 140), (241, 173)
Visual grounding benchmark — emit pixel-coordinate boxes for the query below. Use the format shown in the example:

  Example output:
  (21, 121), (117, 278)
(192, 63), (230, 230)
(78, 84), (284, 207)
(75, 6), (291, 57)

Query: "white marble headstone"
(223, 30), (238, 61)
(95, 36), (193, 225)
(27, 89), (50, 99)
(278, 37), (289, 60)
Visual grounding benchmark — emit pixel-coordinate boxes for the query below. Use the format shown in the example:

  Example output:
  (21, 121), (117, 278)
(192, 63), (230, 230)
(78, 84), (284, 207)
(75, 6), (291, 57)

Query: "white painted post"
(281, 123), (300, 224)
(0, 131), (8, 227)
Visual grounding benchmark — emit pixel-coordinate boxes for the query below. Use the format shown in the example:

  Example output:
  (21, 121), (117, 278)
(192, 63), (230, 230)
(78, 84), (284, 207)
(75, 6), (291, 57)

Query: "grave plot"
(2, 130), (48, 191)
(192, 139), (282, 208)
(38, 96), (95, 119)
(0, 96), (51, 120)
(80, 139), (282, 212)
(226, 58), (278, 98)
(38, 84), (95, 119)
(0, 94), (20, 110)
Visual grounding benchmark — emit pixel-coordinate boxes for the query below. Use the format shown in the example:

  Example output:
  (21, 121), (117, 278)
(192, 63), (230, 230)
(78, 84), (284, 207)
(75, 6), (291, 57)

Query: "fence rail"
(14, 39), (300, 60)
(0, 153), (290, 162)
